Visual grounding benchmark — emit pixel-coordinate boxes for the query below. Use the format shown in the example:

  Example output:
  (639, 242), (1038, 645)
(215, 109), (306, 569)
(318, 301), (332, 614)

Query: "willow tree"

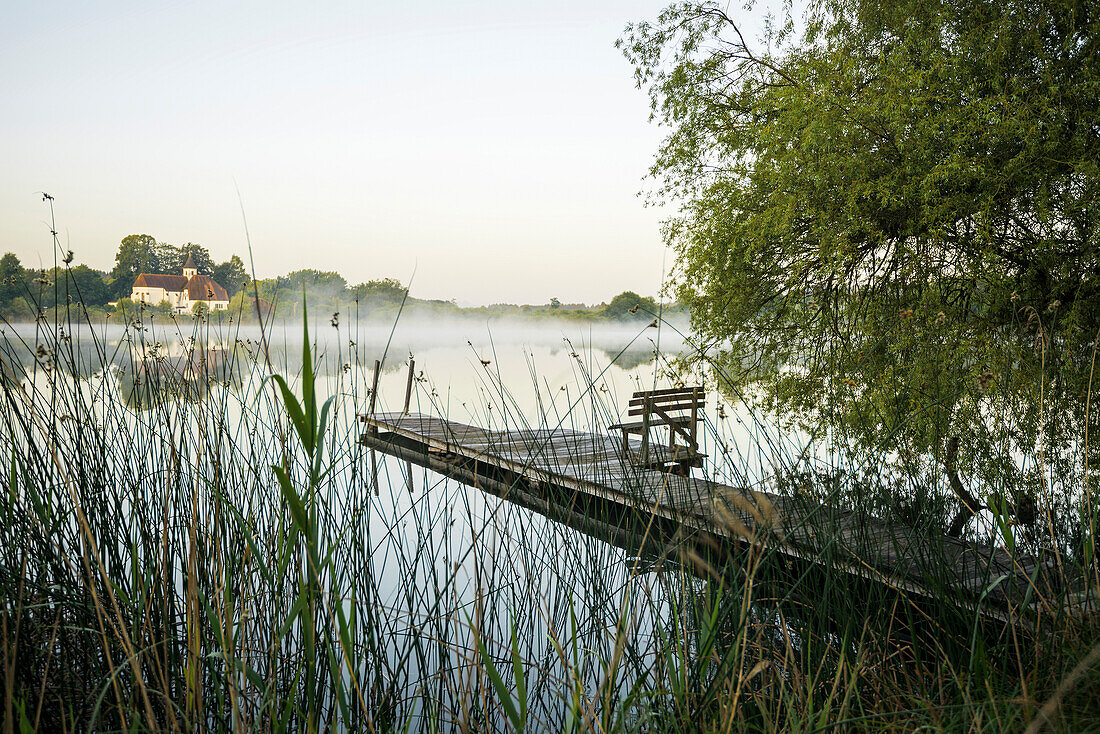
(622, 0), (1099, 533)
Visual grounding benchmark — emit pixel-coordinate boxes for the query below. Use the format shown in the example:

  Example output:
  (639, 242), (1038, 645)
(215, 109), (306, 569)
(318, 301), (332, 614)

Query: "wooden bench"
(609, 386), (706, 473)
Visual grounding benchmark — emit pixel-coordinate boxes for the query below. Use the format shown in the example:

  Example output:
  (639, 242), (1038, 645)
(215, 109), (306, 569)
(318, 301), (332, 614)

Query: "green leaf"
(301, 290), (316, 445)
(474, 623), (524, 733)
(510, 613), (528, 728)
(7, 449), (17, 504)
(274, 465), (309, 531)
(278, 593), (310, 640)
(271, 374), (310, 452)
(220, 501), (274, 584)
(312, 395), (336, 481)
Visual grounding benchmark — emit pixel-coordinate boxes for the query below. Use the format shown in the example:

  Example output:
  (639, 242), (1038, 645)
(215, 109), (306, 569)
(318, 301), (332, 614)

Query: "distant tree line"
(0, 235), (252, 318)
(234, 272), (673, 325)
(1, 236), (674, 323)
(0, 253), (113, 319)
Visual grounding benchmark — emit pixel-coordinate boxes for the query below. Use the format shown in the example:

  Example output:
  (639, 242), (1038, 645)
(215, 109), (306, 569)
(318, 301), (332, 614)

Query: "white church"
(130, 255), (230, 313)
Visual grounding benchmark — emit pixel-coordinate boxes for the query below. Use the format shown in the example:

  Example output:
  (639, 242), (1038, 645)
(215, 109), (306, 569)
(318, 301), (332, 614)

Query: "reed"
(1, 288), (1098, 732)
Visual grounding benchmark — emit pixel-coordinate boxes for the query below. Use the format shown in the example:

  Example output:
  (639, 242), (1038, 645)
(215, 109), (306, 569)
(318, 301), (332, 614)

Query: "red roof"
(133, 273), (188, 290)
(185, 274), (229, 302)
(132, 272), (229, 302)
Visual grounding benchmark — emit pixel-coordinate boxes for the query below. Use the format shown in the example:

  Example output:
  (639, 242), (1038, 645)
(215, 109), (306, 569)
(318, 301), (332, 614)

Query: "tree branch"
(945, 436), (984, 538)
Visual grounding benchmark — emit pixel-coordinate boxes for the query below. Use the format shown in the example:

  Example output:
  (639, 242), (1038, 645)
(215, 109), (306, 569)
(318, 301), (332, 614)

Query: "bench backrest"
(631, 386), (704, 452)
(628, 386), (705, 418)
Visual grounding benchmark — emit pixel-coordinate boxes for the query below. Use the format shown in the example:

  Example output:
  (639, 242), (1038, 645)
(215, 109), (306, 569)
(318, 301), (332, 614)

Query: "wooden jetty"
(359, 410), (1085, 624)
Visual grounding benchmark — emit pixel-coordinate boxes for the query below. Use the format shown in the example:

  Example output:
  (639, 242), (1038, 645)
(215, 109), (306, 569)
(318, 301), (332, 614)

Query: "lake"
(2, 313), (792, 728)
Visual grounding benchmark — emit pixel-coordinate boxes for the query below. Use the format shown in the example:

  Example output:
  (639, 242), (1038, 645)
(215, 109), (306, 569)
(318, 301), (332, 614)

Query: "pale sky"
(0, 1), (695, 305)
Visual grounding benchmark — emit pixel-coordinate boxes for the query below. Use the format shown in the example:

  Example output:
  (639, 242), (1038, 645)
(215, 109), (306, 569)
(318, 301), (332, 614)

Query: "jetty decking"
(360, 411), (1079, 622)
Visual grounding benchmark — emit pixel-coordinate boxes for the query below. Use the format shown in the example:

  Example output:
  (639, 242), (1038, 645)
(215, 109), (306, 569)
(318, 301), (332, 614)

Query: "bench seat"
(611, 386), (705, 473)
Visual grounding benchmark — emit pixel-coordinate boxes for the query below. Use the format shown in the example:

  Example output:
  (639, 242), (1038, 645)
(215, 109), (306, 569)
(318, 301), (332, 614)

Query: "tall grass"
(1, 288), (1098, 732)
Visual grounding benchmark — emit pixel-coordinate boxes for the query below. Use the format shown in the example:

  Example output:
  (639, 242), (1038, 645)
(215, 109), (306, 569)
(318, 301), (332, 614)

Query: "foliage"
(1, 254), (113, 316)
(2, 297), (34, 321)
(111, 296), (138, 313)
(41, 265), (111, 308)
(621, 0), (1100, 525)
(227, 290), (265, 321)
(109, 234), (160, 298)
(158, 242), (215, 275)
(0, 253), (25, 304)
(277, 269), (348, 295)
(602, 291), (658, 320)
(212, 254), (250, 297)
(268, 305), (340, 729)
(348, 277), (406, 307)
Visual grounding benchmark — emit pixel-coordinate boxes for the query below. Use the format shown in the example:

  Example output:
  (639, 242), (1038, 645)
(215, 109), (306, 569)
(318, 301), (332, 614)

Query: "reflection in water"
(0, 351), (26, 387)
(601, 344), (658, 371)
(113, 348), (242, 410)
(0, 319), (689, 414)
(5, 313), (1039, 730)
(2, 316), (709, 727)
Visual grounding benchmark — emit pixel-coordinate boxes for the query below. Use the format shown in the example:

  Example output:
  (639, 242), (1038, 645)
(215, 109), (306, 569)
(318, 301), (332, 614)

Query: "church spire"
(182, 254), (197, 279)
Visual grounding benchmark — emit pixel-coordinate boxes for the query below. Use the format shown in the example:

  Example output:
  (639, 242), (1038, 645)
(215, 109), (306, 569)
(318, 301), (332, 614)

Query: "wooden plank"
(627, 386), (704, 402)
(359, 412), (1075, 621)
(627, 400), (704, 416)
(610, 418), (695, 432)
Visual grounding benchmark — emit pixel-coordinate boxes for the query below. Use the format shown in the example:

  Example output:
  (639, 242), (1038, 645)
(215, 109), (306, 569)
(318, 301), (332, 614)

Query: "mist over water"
(0, 312), (789, 490)
(0, 313), (713, 725)
(1, 315), (687, 371)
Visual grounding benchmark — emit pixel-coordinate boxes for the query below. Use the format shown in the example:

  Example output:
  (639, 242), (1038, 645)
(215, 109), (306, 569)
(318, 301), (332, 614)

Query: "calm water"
(1, 315), (803, 724)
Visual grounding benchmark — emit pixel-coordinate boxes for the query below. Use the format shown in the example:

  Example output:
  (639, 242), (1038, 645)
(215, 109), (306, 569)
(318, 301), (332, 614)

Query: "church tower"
(182, 254), (197, 280)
